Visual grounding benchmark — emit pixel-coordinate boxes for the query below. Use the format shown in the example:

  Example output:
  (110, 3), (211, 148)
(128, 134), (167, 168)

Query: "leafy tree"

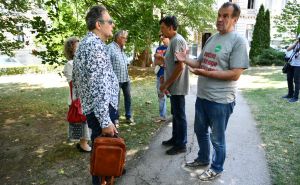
(162, 0), (216, 33)
(30, 0), (216, 66)
(0, 0), (30, 56)
(274, 0), (300, 45)
(264, 9), (270, 49)
(108, 0), (165, 67)
(249, 5), (270, 61)
(31, 0), (87, 65)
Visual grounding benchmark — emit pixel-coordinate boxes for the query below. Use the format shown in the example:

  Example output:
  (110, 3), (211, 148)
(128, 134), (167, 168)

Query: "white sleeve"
(63, 61), (73, 83)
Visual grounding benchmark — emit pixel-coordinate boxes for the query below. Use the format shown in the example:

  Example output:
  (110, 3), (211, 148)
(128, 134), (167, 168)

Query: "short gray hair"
(113, 30), (128, 41)
(220, 2), (241, 18)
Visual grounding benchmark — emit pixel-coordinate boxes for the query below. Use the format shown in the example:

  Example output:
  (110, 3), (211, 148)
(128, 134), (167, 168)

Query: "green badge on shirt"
(215, 45), (222, 52)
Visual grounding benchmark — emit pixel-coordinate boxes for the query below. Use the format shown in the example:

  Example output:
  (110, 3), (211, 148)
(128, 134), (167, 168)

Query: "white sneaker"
(199, 169), (221, 181)
(154, 116), (167, 123)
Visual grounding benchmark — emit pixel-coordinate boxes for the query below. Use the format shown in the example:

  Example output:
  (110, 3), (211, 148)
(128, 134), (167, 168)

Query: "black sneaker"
(166, 146), (186, 155)
(185, 160), (209, 168)
(282, 94), (293, 99)
(162, 138), (175, 146)
(126, 118), (136, 125)
(288, 98), (298, 103)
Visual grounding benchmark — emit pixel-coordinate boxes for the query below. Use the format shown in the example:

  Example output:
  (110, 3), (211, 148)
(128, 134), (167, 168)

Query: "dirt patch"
(0, 74), (91, 184)
(0, 70), (161, 185)
(0, 115), (91, 185)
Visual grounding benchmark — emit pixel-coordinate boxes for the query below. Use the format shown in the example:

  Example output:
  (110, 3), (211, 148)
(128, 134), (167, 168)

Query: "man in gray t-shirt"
(157, 16), (189, 155)
(176, 2), (249, 181)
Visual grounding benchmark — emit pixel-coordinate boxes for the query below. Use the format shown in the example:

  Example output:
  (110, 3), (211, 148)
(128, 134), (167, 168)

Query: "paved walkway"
(116, 82), (271, 185)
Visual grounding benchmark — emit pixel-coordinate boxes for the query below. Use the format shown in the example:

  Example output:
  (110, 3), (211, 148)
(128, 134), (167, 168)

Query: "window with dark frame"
(248, 0), (255, 9)
(16, 25), (25, 42)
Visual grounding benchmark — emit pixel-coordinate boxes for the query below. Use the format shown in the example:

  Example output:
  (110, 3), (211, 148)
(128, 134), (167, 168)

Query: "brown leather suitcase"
(90, 136), (126, 178)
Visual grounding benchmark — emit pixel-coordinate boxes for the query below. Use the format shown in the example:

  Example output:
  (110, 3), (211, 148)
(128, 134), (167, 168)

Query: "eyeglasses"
(159, 34), (165, 39)
(98, 19), (114, 25)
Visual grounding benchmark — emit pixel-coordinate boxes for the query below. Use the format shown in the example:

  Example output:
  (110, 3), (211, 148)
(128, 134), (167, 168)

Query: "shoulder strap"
(69, 81), (73, 101)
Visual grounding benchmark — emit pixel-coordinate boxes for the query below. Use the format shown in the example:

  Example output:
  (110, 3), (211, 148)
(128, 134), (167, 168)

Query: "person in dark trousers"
(72, 5), (118, 185)
(157, 16), (190, 155)
(282, 34), (300, 103)
(176, 2), (249, 181)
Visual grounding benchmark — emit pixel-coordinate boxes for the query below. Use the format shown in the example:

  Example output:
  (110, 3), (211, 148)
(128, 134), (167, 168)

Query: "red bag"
(67, 81), (87, 123)
(90, 136), (126, 178)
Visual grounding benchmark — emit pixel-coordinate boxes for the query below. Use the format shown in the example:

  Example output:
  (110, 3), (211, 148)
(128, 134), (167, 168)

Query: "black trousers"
(287, 66), (300, 99)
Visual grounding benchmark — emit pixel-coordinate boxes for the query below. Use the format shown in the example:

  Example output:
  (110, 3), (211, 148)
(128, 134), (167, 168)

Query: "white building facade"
(215, 0), (297, 47)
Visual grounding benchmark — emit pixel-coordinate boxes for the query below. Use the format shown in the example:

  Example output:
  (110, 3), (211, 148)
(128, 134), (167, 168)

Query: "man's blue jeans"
(109, 104), (118, 124)
(119, 81), (132, 119)
(170, 95), (187, 147)
(156, 76), (167, 118)
(194, 97), (235, 173)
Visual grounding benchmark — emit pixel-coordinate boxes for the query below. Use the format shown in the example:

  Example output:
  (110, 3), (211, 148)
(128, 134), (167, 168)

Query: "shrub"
(251, 48), (285, 66)
(250, 5), (271, 60)
(0, 65), (63, 76)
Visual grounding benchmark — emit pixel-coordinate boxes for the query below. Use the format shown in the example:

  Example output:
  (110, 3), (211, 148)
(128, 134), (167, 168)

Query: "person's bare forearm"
(154, 54), (165, 66)
(185, 58), (201, 68)
(287, 41), (298, 51)
(154, 58), (164, 66)
(193, 68), (244, 81)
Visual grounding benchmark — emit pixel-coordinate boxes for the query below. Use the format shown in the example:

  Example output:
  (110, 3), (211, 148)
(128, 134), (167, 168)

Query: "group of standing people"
(153, 2), (249, 181)
(63, 1), (250, 184)
(63, 12), (134, 155)
(176, 3), (249, 180)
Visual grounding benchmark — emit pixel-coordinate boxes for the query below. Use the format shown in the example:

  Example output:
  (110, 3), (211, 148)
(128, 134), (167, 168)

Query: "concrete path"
(116, 82), (271, 185)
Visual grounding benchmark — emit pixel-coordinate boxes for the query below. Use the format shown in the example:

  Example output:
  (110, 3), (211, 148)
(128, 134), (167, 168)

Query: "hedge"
(0, 65), (63, 76)
(251, 48), (285, 66)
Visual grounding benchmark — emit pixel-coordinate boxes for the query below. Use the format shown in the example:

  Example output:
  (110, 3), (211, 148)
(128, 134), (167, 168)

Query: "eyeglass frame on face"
(120, 36), (127, 40)
(159, 34), (165, 39)
(98, 19), (114, 25)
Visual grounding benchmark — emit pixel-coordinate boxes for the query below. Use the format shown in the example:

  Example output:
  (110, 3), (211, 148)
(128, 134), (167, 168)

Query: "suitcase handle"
(100, 133), (119, 138)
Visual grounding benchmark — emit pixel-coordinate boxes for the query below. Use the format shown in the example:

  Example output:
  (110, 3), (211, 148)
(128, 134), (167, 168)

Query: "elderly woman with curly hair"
(63, 37), (91, 152)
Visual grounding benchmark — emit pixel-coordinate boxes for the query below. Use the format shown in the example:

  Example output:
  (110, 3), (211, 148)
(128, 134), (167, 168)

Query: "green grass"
(2, 66), (299, 184)
(118, 68), (169, 151)
(242, 67), (300, 185)
(0, 67), (166, 184)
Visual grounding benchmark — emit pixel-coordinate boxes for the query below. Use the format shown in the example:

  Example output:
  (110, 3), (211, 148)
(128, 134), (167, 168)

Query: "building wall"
(1, 5), (48, 65)
(214, 0), (297, 48)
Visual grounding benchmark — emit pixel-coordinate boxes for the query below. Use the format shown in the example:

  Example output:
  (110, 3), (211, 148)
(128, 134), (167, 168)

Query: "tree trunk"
(132, 49), (152, 67)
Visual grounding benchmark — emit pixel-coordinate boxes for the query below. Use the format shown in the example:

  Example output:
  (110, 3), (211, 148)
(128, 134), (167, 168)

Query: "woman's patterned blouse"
(72, 32), (119, 128)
